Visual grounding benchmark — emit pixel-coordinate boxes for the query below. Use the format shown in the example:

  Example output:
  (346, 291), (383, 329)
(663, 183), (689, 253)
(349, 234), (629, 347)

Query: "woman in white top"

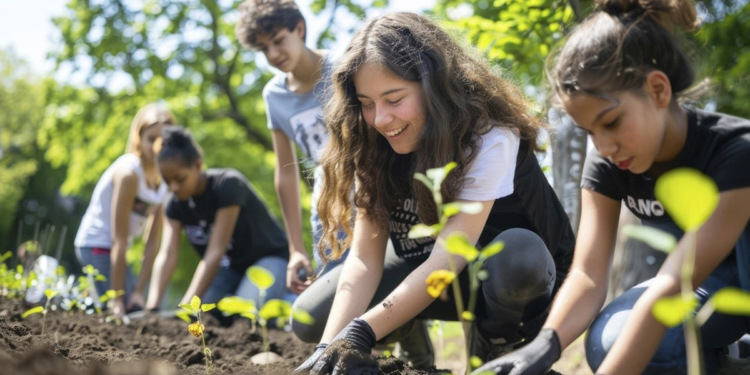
(74, 103), (173, 316)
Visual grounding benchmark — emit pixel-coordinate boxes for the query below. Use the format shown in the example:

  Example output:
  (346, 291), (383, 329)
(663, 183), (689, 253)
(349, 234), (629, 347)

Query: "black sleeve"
(165, 197), (183, 221)
(580, 148), (624, 201)
(216, 173), (249, 209)
(706, 133), (750, 192)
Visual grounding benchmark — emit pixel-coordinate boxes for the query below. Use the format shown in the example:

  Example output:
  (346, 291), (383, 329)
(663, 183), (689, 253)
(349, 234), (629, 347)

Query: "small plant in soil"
(179, 295), (216, 375)
(409, 162), (504, 374)
(22, 288), (60, 337)
(218, 266), (315, 363)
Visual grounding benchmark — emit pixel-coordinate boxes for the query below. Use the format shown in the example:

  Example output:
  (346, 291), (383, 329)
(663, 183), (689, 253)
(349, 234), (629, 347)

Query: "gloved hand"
(293, 318), (378, 374)
(471, 328), (561, 375)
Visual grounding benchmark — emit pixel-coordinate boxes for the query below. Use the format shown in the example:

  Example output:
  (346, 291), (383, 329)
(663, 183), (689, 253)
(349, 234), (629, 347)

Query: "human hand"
(287, 250), (313, 294)
(471, 328), (561, 375)
(112, 297), (127, 317)
(293, 318), (378, 375)
(126, 292), (145, 313)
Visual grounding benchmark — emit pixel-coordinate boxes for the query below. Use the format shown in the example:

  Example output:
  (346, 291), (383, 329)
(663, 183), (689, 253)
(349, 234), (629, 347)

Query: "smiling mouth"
(385, 125), (408, 137)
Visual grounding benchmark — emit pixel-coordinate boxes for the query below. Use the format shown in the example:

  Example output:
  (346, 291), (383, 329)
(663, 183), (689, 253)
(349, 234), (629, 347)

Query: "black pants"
(292, 228), (557, 344)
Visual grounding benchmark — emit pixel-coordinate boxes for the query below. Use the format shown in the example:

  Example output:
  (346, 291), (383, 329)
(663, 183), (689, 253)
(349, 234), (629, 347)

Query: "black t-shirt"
(166, 168), (288, 272)
(582, 108), (750, 239)
(388, 129), (576, 289)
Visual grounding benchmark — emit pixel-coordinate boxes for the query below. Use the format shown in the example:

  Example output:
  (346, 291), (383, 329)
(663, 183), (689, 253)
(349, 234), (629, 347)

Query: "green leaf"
(83, 264), (96, 275)
(0, 251), (11, 263)
(176, 309), (192, 323)
(22, 306), (44, 318)
(413, 173), (433, 190)
(259, 299), (292, 321)
(470, 355), (484, 369)
(247, 266), (275, 290)
(178, 303), (195, 314)
(461, 311), (475, 321)
(621, 225), (677, 253)
(477, 270), (489, 281)
(408, 223), (440, 239)
(240, 312), (257, 320)
(217, 297), (256, 315)
(443, 202), (483, 218)
(201, 303), (216, 313)
(711, 287), (750, 315)
(95, 274), (107, 282)
(44, 289), (59, 299)
(652, 295), (698, 328)
(446, 233), (479, 262)
(190, 295), (201, 313)
(480, 242), (504, 260)
(291, 307), (316, 325)
(425, 162), (457, 190)
(655, 168), (719, 232)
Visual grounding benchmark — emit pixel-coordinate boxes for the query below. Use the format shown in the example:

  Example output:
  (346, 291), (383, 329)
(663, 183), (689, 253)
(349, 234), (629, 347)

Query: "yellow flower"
(188, 322), (204, 337)
(426, 270), (456, 299)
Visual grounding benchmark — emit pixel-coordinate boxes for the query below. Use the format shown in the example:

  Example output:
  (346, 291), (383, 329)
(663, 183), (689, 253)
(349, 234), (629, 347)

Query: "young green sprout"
(22, 289), (60, 337)
(99, 289), (125, 323)
(410, 162), (504, 374)
(623, 168), (750, 375)
(217, 294), (315, 365)
(179, 295), (216, 375)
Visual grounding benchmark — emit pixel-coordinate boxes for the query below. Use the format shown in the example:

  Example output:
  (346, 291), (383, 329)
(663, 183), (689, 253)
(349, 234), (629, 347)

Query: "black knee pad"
(481, 228), (556, 311)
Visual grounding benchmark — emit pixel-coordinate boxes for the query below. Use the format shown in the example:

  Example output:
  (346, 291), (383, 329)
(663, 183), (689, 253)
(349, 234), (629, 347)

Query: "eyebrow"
(356, 88), (406, 99)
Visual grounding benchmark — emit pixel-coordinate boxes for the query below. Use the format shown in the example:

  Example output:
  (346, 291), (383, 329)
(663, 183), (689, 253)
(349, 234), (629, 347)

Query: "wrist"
(538, 328), (562, 362)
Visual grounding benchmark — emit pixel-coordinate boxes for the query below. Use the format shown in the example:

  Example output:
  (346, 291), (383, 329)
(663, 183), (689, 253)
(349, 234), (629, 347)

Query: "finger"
(310, 359), (332, 375)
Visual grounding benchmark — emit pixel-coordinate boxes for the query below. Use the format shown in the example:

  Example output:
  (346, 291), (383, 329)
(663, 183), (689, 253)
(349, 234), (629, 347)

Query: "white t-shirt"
(457, 127), (520, 201)
(74, 154), (168, 249)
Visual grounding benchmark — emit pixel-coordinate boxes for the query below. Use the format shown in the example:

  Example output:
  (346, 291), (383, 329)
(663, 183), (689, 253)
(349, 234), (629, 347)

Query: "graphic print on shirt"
(626, 196), (666, 218)
(390, 198), (435, 260)
(290, 107), (326, 162)
(132, 197), (154, 217)
(183, 224), (235, 252)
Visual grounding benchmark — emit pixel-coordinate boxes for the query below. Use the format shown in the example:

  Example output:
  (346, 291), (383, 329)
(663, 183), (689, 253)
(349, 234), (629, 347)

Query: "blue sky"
(0, 0), (437, 75)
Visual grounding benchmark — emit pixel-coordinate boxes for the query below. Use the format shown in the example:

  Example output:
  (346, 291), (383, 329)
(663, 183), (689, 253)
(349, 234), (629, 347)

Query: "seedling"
(410, 162), (504, 374)
(22, 289), (60, 337)
(624, 168), (750, 375)
(218, 269), (315, 365)
(179, 295), (216, 375)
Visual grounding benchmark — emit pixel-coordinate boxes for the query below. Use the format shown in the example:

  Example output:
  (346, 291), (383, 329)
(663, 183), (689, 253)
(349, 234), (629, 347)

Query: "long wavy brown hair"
(317, 12), (545, 262)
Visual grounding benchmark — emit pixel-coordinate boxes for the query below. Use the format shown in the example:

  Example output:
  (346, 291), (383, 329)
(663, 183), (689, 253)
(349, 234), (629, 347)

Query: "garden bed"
(0, 298), (435, 375)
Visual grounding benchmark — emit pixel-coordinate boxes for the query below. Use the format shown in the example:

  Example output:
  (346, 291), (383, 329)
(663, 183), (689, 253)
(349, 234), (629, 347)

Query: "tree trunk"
(550, 109), (588, 232)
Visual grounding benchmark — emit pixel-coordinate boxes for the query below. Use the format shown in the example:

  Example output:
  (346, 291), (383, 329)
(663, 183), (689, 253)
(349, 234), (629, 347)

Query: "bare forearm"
(110, 239), (128, 294)
(135, 241), (158, 294)
(181, 254), (222, 304)
(362, 254), (459, 340)
(320, 258), (383, 343)
(544, 268), (608, 348)
(146, 251), (177, 309)
(275, 171), (305, 255)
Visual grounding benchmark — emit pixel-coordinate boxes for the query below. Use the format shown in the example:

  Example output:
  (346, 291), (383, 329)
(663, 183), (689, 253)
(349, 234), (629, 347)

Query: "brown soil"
(0, 298), (435, 375)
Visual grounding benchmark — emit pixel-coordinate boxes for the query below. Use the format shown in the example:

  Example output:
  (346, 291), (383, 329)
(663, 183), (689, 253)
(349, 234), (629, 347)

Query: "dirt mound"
(0, 298), (435, 375)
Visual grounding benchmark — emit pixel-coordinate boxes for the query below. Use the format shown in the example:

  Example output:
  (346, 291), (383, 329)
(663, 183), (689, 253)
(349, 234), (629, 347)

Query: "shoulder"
(457, 127), (521, 201)
(262, 74), (288, 99)
(112, 165), (138, 186)
(211, 168), (250, 188)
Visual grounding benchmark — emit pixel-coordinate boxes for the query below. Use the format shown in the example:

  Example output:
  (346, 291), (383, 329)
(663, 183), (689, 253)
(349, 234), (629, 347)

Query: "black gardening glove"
(471, 328), (561, 375)
(293, 318), (379, 375)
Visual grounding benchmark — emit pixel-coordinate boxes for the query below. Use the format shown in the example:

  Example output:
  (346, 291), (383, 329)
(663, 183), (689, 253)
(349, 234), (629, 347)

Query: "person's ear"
(195, 159), (203, 172)
(295, 20), (306, 41)
(644, 70), (673, 109)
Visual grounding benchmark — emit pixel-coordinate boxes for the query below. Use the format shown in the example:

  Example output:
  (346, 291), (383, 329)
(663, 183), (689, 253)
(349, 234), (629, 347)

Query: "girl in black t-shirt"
(477, 1), (750, 375)
(292, 12), (575, 372)
(145, 126), (291, 313)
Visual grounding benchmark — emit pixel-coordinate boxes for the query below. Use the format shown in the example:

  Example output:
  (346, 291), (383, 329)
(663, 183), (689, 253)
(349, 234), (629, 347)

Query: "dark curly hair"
(317, 12), (546, 262)
(235, 0), (306, 49)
